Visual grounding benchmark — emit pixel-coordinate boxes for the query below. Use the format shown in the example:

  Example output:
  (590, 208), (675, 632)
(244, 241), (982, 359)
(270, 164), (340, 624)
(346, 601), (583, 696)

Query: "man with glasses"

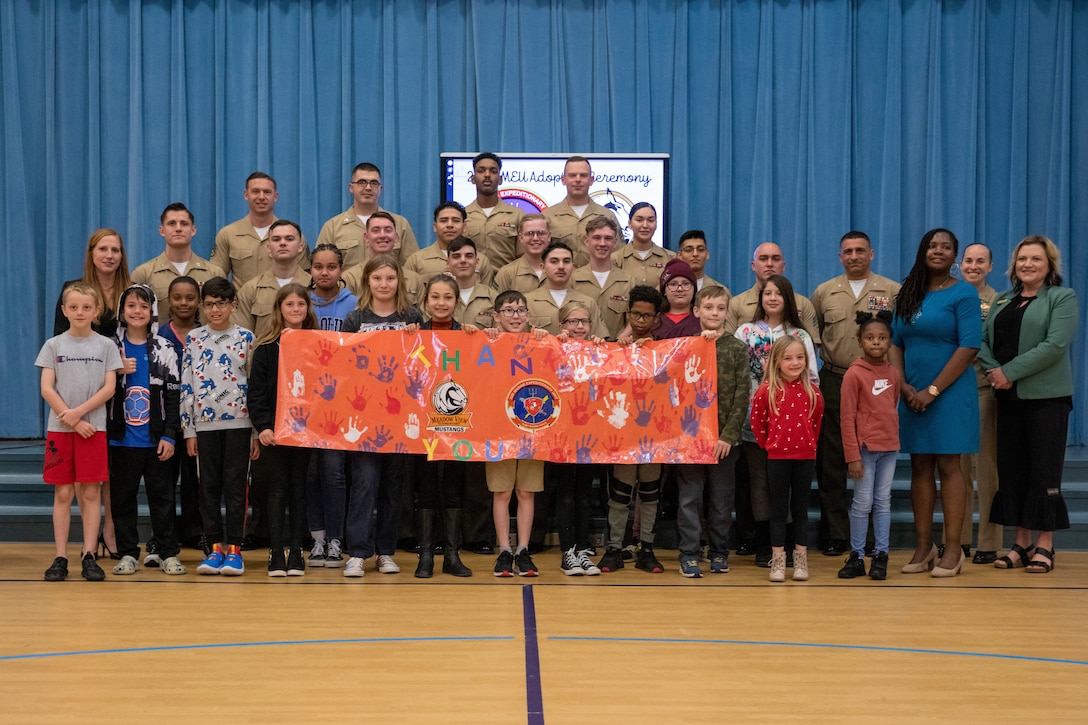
(132, 202), (226, 321)
(315, 162), (419, 269)
(464, 152), (525, 268)
(544, 156), (619, 268)
(493, 214), (551, 294)
(676, 230), (728, 293)
(723, 242), (819, 339)
(525, 241), (608, 338)
(571, 216), (632, 339)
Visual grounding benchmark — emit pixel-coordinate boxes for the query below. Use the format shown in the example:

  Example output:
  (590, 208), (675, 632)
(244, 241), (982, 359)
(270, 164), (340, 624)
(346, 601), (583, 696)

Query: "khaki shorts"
(612, 463), (662, 485)
(486, 459), (545, 493)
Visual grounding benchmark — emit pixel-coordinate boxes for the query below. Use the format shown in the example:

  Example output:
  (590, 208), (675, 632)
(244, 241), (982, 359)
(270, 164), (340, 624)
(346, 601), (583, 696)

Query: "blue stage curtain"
(2, 0), (1085, 442)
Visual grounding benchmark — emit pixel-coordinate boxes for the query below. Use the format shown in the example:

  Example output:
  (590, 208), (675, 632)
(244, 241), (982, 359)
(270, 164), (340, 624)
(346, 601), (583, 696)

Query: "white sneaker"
(376, 555), (400, 574)
(344, 557), (365, 578)
(308, 540), (326, 568)
(577, 549), (602, 576)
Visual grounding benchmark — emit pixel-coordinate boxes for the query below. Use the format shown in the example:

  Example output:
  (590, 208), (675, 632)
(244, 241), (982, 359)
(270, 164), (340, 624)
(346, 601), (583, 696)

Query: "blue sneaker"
(197, 550), (225, 575)
(679, 556), (702, 578)
(221, 551), (245, 576)
(709, 555), (730, 574)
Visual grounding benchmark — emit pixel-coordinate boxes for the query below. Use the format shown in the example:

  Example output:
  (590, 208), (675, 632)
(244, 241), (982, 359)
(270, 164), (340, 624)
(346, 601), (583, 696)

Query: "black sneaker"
(755, 548), (772, 567)
(735, 542), (755, 556)
(44, 556), (68, 581)
(286, 548), (305, 577)
(823, 539), (848, 556)
(81, 552), (106, 581)
(869, 551), (889, 580)
(635, 547), (664, 573)
(598, 549), (624, 573)
(837, 551), (866, 579)
(268, 548), (287, 577)
(514, 550), (539, 577)
(493, 550), (515, 577)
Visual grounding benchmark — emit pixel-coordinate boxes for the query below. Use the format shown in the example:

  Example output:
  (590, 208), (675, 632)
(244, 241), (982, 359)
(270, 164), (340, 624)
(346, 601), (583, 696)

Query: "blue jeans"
(346, 452), (405, 558)
(315, 449), (348, 540)
(849, 448), (896, 554)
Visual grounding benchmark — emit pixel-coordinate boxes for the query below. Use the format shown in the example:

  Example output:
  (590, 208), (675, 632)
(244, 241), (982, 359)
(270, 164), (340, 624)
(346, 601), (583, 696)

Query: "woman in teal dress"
(889, 228), (981, 578)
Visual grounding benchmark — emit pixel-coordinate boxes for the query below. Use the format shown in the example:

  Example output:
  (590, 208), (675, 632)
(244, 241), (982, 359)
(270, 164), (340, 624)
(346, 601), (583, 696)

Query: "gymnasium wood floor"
(1, 543), (1086, 724)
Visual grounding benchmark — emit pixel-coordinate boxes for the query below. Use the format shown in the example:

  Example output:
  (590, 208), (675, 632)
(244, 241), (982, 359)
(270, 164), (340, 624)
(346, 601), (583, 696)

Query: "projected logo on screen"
(499, 188), (549, 214)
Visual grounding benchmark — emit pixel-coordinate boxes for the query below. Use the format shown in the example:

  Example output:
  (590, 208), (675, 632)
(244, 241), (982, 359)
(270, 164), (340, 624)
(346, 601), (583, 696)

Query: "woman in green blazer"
(978, 235), (1079, 574)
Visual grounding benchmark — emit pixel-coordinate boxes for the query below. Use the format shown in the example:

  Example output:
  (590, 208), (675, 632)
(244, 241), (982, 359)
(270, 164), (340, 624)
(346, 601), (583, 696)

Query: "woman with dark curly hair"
(889, 228), (981, 577)
(979, 235), (1078, 574)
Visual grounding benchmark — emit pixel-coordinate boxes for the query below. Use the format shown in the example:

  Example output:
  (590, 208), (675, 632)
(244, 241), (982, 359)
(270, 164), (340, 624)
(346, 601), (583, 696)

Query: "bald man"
(723, 242), (819, 340)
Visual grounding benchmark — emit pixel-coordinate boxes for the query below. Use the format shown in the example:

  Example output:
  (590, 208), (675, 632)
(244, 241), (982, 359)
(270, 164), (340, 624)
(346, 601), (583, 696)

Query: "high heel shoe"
(96, 534), (121, 561)
(900, 543), (938, 574)
(932, 550), (964, 578)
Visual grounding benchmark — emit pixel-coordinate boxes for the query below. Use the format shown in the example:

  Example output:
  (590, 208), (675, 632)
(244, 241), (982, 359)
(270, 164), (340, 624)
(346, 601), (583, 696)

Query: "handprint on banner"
(555, 361), (574, 391)
(654, 413), (674, 437)
(549, 434), (568, 461)
(314, 374), (337, 401)
(570, 391), (591, 425)
(288, 406), (310, 432)
(629, 376), (650, 400)
(341, 416), (368, 443)
(368, 425), (393, 449)
(370, 354), (399, 383)
(680, 405), (700, 437)
(516, 435), (536, 459)
(393, 443), (409, 454)
(382, 389), (401, 415)
(320, 411), (343, 436)
(634, 398), (656, 427)
(598, 390), (630, 429)
(317, 339), (335, 366)
(569, 353), (594, 384)
(404, 413), (420, 440)
(692, 438), (714, 461)
(684, 355), (704, 384)
(404, 368), (428, 403)
(290, 369), (305, 397)
(637, 436), (658, 464)
(603, 434), (624, 456)
(588, 380), (599, 402)
(669, 380), (681, 407)
(512, 334), (534, 360)
(575, 434), (598, 464)
(349, 386), (368, 412)
(695, 379), (717, 409)
(653, 351), (671, 384)
(351, 344), (370, 370)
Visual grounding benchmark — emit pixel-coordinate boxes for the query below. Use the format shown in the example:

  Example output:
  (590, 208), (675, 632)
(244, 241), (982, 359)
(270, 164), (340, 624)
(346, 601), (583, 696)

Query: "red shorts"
(43, 431), (108, 485)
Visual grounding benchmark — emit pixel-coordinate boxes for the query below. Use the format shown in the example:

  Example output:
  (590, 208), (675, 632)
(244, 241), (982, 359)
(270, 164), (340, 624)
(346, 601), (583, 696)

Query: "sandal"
(994, 544), (1034, 569)
(1025, 547), (1054, 574)
(161, 556), (187, 575)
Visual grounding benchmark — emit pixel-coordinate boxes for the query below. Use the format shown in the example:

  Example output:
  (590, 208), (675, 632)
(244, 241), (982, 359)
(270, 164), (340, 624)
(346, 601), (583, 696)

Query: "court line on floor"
(522, 585), (545, 725)
(0, 635), (515, 662)
(547, 636), (1088, 666)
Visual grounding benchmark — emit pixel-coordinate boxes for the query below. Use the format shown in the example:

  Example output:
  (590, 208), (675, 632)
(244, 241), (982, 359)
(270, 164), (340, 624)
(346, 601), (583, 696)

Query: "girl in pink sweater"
(837, 311), (900, 581)
(750, 336), (824, 582)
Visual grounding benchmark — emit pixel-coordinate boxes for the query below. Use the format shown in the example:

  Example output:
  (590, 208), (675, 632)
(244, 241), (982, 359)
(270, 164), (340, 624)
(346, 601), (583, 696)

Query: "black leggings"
(767, 459), (815, 548)
(415, 458), (466, 511)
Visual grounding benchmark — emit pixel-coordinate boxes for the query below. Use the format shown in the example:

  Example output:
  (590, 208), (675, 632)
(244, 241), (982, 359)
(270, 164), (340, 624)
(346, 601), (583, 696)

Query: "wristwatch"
(927, 385), (940, 397)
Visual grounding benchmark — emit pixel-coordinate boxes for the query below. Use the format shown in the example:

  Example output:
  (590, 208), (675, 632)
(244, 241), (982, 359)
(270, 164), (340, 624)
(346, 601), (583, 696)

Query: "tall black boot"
(414, 510), (435, 578)
(442, 508), (472, 577)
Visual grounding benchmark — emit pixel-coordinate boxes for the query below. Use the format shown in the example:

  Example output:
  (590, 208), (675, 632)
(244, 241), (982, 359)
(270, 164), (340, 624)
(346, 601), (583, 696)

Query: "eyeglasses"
(521, 230), (550, 238)
(627, 310), (657, 321)
(498, 307), (529, 318)
(665, 280), (694, 291)
(202, 300), (232, 310)
(562, 318), (591, 326)
(350, 180), (382, 189)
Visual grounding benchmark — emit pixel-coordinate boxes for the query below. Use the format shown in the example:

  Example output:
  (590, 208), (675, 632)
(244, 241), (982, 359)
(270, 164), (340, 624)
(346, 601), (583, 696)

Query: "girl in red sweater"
(750, 336), (824, 582)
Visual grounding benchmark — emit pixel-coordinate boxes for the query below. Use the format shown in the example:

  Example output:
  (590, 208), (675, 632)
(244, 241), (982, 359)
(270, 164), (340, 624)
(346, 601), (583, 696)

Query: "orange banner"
(275, 329), (719, 464)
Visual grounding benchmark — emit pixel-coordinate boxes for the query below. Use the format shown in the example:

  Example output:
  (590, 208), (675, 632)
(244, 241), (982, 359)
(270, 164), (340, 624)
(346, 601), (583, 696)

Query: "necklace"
(930, 276), (953, 291)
